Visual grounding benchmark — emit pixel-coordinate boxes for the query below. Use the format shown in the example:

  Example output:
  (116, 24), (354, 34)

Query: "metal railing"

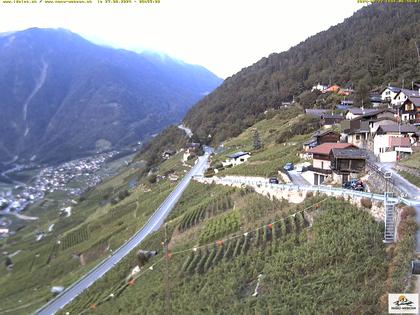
(195, 175), (419, 207)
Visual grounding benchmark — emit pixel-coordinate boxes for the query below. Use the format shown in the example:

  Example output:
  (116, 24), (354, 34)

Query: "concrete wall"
(313, 159), (330, 169)
(194, 176), (385, 221)
(380, 151), (397, 162)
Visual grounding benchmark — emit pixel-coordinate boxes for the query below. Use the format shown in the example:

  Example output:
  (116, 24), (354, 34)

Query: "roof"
(348, 128), (370, 135)
(382, 86), (401, 94)
(307, 143), (354, 155)
(331, 148), (366, 159)
(313, 130), (340, 137)
(389, 137), (411, 148)
(305, 109), (328, 117)
(346, 107), (379, 116)
(370, 95), (382, 102)
(395, 88), (420, 99)
(351, 108), (396, 121)
(228, 151), (250, 159)
(377, 124), (418, 134)
(321, 114), (344, 120)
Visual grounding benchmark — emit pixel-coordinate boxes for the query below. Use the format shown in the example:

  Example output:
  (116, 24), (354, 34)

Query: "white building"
(222, 152), (251, 167)
(381, 86), (401, 103)
(373, 124), (418, 162)
(392, 88), (420, 106)
(344, 108), (379, 120)
(311, 83), (328, 92)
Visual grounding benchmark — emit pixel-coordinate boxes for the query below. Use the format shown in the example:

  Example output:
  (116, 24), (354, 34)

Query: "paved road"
(0, 210), (38, 221)
(35, 152), (210, 315)
(377, 163), (420, 199)
(288, 170), (310, 186)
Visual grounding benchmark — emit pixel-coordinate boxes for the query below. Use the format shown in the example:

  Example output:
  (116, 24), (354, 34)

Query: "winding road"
(35, 150), (210, 315)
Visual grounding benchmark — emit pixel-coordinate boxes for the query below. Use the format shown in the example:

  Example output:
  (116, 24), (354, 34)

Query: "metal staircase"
(383, 192), (396, 243)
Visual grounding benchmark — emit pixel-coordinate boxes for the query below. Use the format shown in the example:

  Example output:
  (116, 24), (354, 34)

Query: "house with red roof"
(307, 143), (365, 185)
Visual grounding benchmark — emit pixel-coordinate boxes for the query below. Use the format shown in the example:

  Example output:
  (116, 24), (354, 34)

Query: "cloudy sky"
(0, 0), (365, 78)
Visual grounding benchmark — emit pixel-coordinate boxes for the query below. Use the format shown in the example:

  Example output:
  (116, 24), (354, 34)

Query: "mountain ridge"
(0, 28), (222, 164)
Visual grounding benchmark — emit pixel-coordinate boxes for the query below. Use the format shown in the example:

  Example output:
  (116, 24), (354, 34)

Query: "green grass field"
(211, 111), (315, 178)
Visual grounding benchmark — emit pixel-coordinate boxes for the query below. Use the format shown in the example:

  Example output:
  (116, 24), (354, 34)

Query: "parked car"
(269, 177), (279, 184)
(283, 163), (294, 171)
(342, 179), (364, 191)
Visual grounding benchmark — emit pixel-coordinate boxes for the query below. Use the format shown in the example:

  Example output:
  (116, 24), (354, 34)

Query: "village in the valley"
(0, 151), (120, 236)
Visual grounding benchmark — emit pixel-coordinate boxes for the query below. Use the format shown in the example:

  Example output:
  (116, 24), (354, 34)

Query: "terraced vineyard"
(62, 181), (415, 315)
(184, 211), (309, 275)
(178, 192), (234, 232)
(198, 211), (241, 244)
(61, 226), (90, 250)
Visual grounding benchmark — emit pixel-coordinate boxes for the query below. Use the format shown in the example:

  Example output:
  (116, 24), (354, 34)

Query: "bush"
(360, 198), (372, 209)
(147, 174), (157, 184)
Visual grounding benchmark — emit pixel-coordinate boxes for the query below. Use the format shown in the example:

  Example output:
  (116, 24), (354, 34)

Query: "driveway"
(288, 170), (310, 186)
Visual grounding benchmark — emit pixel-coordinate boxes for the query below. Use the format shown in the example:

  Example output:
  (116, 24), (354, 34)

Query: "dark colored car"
(342, 179), (364, 191)
(269, 177), (279, 184)
(283, 163), (294, 171)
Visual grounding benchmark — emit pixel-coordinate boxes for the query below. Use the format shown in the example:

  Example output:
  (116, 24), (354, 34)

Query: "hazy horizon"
(0, 0), (365, 78)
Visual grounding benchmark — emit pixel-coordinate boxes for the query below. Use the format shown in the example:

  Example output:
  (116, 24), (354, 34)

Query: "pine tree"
(252, 129), (262, 150)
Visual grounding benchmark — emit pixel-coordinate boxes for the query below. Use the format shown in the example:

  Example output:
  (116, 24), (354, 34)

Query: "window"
(356, 135), (360, 140)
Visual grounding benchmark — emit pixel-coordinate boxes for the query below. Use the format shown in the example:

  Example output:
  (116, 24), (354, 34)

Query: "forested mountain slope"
(184, 4), (420, 143)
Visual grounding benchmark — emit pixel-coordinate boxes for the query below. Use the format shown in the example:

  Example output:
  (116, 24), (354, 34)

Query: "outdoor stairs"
(383, 194), (396, 243)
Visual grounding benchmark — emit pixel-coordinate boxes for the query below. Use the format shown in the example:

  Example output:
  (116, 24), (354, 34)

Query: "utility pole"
(164, 223), (171, 315)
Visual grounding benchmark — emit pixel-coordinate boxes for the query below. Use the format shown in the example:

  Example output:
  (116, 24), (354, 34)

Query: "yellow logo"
(394, 295), (414, 307)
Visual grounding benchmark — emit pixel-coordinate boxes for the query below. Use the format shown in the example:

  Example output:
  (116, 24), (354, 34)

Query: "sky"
(0, 0), (365, 78)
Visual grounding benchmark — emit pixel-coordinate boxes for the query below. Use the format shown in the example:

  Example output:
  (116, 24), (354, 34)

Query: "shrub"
(360, 198), (372, 209)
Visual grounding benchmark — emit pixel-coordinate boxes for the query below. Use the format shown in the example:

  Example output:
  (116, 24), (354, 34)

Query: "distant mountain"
(184, 4), (420, 143)
(0, 28), (221, 164)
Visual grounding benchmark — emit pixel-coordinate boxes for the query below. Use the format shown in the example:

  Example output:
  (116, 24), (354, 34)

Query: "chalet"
(370, 119), (399, 134)
(356, 108), (396, 121)
(330, 148), (366, 183)
(302, 130), (340, 152)
(344, 107), (379, 120)
(397, 96), (420, 125)
(370, 94), (385, 108)
(222, 151), (251, 167)
(346, 120), (370, 149)
(307, 143), (359, 185)
(381, 86), (401, 103)
(373, 124), (418, 162)
(392, 88), (420, 106)
(320, 114), (344, 127)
